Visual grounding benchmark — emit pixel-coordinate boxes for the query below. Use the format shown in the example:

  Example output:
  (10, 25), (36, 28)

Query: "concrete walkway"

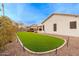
(0, 34), (79, 56)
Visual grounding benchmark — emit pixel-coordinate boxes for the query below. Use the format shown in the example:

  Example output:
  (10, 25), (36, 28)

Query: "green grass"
(17, 32), (64, 52)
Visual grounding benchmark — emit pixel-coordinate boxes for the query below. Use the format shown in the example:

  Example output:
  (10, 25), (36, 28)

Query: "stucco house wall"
(41, 13), (79, 37)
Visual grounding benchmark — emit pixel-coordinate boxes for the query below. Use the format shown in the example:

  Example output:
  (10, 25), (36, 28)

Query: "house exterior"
(28, 24), (38, 32)
(38, 13), (79, 37)
(27, 24), (44, 33)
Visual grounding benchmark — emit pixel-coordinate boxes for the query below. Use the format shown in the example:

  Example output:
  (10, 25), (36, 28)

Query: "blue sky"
(0, 3), (79, 25)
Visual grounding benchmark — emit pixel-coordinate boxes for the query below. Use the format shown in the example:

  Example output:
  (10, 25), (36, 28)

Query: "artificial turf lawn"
(17, 32), (64, 52)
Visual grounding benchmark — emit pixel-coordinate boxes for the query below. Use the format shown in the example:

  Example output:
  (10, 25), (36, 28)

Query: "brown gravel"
(0, 33), (79, 56)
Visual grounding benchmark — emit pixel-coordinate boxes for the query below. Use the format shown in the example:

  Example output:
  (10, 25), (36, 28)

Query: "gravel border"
(1, 33), (79, 56)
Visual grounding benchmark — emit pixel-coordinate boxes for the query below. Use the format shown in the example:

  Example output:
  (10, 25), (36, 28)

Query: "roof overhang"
(41, 13), (79, 24)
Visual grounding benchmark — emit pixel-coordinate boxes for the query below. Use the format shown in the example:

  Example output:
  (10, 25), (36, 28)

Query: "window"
(53, 24), (57, 31)
(43, 25), (45, 31)
(70, 21), (77, 29)
(39, 28), (42, 31)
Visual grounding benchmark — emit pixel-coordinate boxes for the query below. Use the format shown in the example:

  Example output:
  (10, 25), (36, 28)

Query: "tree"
(0, 16), (17, 50)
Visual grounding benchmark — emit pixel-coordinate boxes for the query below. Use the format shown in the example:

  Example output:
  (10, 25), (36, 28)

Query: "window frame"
(43, 25), (45, 31)
(70, 21), (77, 29)
(53, 23), (57, 32)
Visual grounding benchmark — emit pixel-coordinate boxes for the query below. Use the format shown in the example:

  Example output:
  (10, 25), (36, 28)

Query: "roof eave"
(41, 13), (79, 24)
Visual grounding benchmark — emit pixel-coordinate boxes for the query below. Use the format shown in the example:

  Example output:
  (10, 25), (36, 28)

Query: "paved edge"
(16, 33), (67, 54)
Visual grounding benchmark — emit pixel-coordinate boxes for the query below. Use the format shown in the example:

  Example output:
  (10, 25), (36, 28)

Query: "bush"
(0, 16), (17, 50)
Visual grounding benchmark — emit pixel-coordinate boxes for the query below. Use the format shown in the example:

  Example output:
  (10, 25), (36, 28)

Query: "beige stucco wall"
(42, 14), (79, 37)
